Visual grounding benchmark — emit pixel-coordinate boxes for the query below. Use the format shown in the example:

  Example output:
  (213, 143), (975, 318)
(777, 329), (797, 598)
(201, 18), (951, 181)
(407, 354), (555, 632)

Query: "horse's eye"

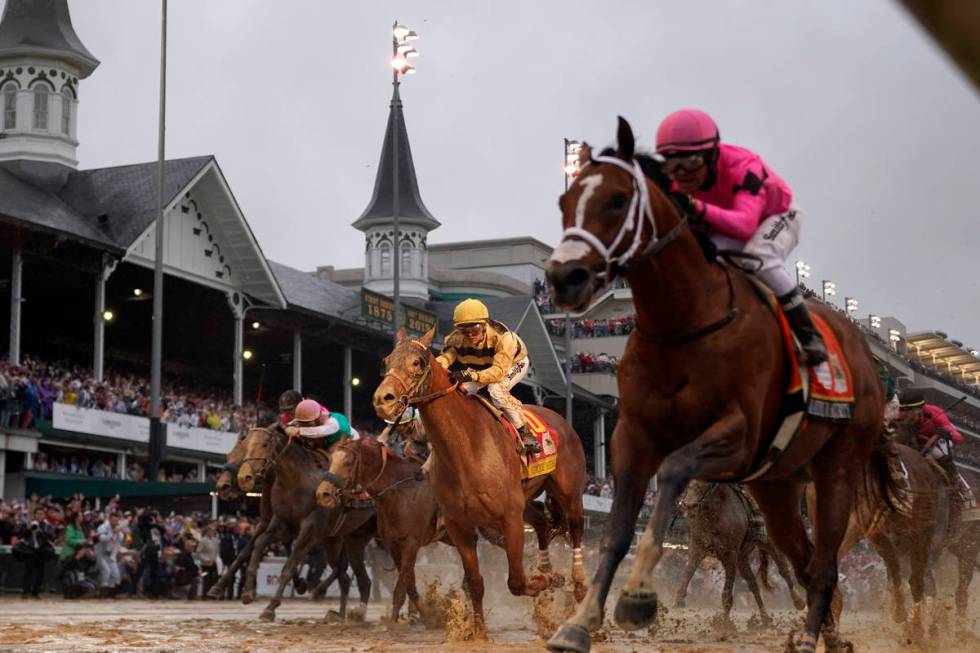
(609, 193), (628, 211)
(412, 358), (420, 368)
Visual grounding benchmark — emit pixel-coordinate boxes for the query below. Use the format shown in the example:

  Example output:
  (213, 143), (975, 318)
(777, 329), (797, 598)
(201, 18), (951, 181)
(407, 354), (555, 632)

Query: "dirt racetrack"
(1, 594), (979, 653)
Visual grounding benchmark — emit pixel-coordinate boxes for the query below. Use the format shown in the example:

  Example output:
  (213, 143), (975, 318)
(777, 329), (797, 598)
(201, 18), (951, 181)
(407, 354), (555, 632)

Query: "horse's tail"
(757, 546), (775, 593)
(865, 430), (900, 514)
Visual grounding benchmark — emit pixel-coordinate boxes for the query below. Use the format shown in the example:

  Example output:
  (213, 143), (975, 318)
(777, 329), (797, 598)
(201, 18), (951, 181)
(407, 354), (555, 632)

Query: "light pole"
(389, 21), (419, 344)
(821, 280), (836, 303)
(869, 314), (881, 331)
(149, 0), (168, 482)
(562, 139), (582, 424)
(794, 260), (810, 287)
(845, 297), (858, 315)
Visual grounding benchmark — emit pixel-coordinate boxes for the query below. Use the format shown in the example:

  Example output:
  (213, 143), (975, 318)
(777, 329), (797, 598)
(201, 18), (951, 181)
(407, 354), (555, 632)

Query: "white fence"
(52, 402), (237, 455)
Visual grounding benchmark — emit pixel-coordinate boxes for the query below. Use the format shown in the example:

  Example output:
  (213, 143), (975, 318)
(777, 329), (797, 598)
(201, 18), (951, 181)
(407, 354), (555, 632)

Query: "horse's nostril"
(564, 267), (591, 292)
(383, 393), (395, 403)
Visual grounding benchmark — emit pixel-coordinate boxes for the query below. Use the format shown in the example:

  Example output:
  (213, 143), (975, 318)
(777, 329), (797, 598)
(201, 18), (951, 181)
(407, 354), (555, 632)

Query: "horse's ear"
(419, 326), (436, 348)
(578, 142), (592, 168)
(396, 327), (408, 343)
(616, 116), (635, 160)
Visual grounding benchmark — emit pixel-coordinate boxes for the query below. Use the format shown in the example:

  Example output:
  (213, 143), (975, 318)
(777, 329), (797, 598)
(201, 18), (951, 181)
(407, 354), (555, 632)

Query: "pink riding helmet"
(655, 108), (720, 153)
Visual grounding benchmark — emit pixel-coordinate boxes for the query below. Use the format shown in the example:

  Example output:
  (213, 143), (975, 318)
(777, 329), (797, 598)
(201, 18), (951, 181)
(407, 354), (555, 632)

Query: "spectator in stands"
(95, 511), (124, 596)
(61, 540), (98, 599)
(197, 523), (220, 598)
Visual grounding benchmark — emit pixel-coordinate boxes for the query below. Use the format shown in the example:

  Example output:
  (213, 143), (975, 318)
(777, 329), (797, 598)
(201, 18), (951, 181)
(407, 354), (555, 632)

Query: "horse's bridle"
(559, 154), (689, 290)
(239, 426), (291, 481)
(381, 340), (461, 426)
(321, 438), (418, 500)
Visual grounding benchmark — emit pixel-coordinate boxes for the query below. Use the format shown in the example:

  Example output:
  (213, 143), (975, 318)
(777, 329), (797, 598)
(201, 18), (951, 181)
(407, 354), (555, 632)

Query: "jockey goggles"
(458, 322), (485, 336)
(661, 152), (707, 175)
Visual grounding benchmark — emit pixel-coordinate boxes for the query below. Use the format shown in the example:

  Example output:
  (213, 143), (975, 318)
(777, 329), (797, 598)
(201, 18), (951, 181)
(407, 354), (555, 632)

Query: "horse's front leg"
(260, 518), (317, 621)
(614, 407), (747, 631)
(242, 517), (283, 604)
(547, 420), (657, 653)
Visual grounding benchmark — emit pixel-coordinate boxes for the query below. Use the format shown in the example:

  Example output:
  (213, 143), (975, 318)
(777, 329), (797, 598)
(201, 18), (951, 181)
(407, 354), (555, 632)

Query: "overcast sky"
(62, 1), (979, 345)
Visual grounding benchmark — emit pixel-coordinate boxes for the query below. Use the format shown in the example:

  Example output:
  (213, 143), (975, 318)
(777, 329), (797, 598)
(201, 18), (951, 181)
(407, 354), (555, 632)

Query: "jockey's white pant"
(712, 207), (801, 298)
(883, 395), (900, 423)
(462, 358), (530, 429)
(924, 439), (951, 460)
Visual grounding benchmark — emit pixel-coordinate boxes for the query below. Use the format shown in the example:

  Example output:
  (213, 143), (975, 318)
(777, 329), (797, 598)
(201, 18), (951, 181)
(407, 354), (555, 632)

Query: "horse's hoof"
(791, 593), (806, 611)
(546, 623), (591, 653)
(613, 590), (658, 631)
(206, 586), (223, 599)
(240, 591), (255, 605)
(323, 610), (343, 624)
(573, 582), (587, 603)
(259, 609), (275, 622)
(293, 578), (308, 595)
(674, 598), (686, 609)
(528, 573), (549, 595)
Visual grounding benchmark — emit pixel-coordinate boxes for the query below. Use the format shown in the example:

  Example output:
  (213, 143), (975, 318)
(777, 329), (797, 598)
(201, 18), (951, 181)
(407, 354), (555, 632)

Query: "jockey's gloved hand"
(670, 192), (705, 222)
(450, 369), (478, 384)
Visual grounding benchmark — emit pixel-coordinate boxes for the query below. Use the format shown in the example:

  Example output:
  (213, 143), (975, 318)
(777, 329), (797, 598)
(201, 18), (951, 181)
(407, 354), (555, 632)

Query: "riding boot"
(778, 290), (829, 365)
(518, 424), (542, 455)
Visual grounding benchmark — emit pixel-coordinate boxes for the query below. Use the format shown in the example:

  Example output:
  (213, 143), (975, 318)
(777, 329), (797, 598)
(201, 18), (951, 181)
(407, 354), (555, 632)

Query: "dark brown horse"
(545, 118), (894, 653)
(316, 437), (441, 621)
(237, 425), (376, 621)
(372, 327), (588, 638)
(674, 480), (804, 624)
(826, 442), (948, 637)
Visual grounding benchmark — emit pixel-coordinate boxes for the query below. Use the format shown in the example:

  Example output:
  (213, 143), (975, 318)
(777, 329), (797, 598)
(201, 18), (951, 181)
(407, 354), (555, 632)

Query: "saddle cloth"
(737, 277), (855, 482)
(775, 308), (856, 422)
(495, 406), (560, 479)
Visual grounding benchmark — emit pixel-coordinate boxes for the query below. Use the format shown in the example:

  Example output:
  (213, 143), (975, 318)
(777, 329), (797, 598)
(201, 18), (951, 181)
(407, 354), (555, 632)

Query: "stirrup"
(522, 437), (542, 454)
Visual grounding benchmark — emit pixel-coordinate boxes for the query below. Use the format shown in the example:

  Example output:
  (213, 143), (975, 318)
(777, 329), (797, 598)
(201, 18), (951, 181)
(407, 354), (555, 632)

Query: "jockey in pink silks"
(656, 108), (827, 364)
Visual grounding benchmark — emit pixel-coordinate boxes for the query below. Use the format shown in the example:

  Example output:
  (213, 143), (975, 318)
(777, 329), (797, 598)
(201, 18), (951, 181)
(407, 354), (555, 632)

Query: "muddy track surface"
(1, 597), (978, 652)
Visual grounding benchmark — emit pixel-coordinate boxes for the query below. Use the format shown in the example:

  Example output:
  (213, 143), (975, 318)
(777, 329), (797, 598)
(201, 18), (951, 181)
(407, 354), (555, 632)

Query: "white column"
(343, 345), (352, 418)
(94, 271), (106, 382)
(25, 450), (33, 470)
(593, 409), (607, 479)
(117, 451), (126, 480)
(227, 293), (244, 406)
(292, 331), (302, 393)
(9, 245), (22, 366)
(233, 314), (243, 406)
(198, 461), (206, 483)
(211, 492), (218, 519)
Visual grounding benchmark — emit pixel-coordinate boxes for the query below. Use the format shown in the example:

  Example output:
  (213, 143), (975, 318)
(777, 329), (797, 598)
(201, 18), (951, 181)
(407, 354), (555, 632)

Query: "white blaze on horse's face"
(575, 173), (604, 228)
(549, 173), (604, 266)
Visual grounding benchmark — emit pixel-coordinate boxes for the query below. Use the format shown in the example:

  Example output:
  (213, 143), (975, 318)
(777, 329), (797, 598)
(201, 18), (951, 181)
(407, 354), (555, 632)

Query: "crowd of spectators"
(546, 316), (636, 338)
(568, 352), (619, 374)
(532, 278), (629, 315)
(0, 355), (256, 433)
(1, 493), (264, 599)
(25, 450), (218, 484)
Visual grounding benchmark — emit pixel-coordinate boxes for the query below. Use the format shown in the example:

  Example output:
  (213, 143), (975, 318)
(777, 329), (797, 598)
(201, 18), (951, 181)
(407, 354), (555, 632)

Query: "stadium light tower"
(795, 260), (810, 286)
(845, 297), (858, 314)
(389, 20), (420, 344)
(889, 328), (901, 351)
(821, 280), (836, 303)
(869, 314), (881, 330)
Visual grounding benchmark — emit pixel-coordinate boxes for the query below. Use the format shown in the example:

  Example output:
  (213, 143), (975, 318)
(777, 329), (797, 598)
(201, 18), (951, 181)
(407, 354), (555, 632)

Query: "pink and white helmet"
(655, 108), (720, 154)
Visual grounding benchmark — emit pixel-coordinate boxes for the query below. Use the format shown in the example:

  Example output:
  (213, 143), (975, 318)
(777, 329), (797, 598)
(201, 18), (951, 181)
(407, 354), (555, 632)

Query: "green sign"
(361, 288), (437, 335)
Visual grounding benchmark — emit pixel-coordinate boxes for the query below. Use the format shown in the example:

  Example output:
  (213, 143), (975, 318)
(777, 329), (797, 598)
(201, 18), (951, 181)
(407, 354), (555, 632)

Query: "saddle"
(464, 389), (560, 479)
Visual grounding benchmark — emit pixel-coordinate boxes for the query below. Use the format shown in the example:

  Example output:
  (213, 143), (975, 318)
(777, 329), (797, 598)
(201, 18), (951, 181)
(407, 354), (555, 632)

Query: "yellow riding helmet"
(453, 298), (489, 326)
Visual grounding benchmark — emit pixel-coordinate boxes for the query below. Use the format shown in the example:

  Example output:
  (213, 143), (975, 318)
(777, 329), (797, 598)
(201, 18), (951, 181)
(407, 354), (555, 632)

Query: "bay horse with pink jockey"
(544, 117), (895, 653)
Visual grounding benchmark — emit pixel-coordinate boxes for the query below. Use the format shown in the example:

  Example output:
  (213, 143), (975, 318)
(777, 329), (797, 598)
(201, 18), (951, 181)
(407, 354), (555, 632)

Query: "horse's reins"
(322, 439), (420, 499)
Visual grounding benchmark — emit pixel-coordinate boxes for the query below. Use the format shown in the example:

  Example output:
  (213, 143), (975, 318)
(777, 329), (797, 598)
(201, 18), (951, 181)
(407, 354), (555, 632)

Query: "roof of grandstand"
(906, 331), (980, 384)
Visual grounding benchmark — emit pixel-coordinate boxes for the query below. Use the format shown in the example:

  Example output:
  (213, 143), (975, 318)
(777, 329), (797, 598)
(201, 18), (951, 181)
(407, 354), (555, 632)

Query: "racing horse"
(372, 327), (588, 639)
(544, 117), (895, 653)
(316, 437), (449, 621)
(819, 437), (949, 636)
(236, 423), (377, 621)
(674, 480), (804, 625)
(208, 419), (350, 602)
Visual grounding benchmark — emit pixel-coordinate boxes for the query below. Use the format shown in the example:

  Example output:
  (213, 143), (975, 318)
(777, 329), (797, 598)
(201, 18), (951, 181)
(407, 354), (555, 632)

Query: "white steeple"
(0, 0), (99, 172)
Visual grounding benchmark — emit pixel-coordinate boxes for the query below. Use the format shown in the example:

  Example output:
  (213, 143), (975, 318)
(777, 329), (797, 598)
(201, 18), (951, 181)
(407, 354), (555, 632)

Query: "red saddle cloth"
(776, 310), (855, 421)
